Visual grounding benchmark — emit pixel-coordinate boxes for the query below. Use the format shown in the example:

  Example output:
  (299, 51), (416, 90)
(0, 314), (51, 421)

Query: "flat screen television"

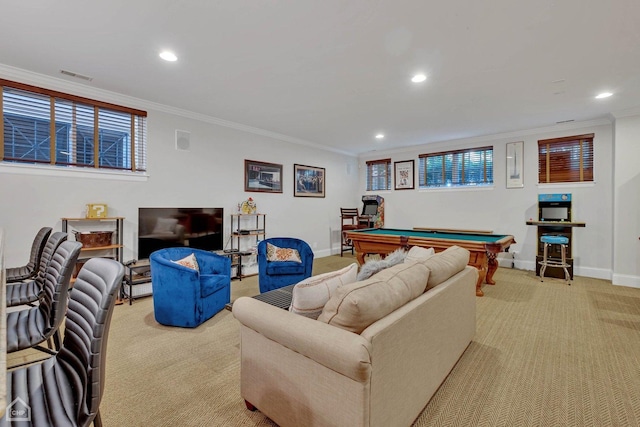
(138, 207), (224, 259)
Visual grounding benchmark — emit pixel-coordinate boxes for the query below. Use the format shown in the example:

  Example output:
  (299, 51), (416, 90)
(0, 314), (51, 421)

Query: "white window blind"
(366, 158), (391, 191)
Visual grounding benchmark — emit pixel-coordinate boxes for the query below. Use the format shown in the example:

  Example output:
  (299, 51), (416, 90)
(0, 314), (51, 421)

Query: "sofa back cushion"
(405, 246), (435, 263)
(318, 261), (429, 334)
(289, 263), (358, 319)
(422, 245), (470, 290)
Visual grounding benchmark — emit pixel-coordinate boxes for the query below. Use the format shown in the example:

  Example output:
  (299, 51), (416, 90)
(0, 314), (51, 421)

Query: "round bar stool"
(539, 235), (571, 284)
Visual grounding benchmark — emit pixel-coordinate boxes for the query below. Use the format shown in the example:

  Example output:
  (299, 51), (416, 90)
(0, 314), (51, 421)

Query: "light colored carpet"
(8, 255), (640, 426)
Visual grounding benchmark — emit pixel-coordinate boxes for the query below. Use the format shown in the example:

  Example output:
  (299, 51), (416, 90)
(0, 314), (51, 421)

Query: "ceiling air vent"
(556, 119), (575, 124)
(59, 69), (93, 81)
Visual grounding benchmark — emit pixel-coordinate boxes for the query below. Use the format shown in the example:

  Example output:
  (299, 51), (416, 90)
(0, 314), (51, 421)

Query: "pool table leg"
(475, 266), (487, 297)
(485, 253), (498, 285)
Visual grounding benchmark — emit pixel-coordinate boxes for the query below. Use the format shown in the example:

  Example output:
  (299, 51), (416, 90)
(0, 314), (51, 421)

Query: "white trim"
(418, 185), (494, 193)
(0, 63), (356, 158)
(537, 181), (596, 189)
(0, 163), (148, 181)
(359, 117), (612, 158)
(611, 106), (640, 119)
(612, 273), (640, 289)
(515, 259), (612, 281)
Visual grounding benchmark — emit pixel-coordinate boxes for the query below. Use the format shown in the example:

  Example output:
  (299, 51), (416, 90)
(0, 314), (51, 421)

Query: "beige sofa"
(232, 246), (478, 427)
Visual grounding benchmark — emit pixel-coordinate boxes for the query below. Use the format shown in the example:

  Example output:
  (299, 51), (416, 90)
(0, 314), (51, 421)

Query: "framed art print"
(244, 160), (283, 193)
(394, 160), (414, 190)
(294, 164), (325, 197)
(506, 142), (524, 188)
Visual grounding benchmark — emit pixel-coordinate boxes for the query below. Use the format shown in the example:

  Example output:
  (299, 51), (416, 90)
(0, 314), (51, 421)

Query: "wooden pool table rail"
(413, 227), (494, 234)
(344, 229), (515, 297)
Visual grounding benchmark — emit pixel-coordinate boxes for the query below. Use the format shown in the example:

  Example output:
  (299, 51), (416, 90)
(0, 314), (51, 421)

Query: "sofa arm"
(233, 297), (372, 383)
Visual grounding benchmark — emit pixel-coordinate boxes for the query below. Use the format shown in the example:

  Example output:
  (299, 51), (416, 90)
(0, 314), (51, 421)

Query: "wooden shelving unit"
(229, 213), (266, 278)
(61, 217), (124, 278)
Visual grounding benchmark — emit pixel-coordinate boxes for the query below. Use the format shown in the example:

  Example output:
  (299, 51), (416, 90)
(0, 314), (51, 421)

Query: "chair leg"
(93, 410), (103, 427)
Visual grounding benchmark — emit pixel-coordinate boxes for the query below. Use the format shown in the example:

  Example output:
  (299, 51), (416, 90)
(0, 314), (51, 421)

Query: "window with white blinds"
(366, 158), (391, 191)
(0, 79), (147, 172)
(418, 146), (493, 188)
(538, 134), (593, 184)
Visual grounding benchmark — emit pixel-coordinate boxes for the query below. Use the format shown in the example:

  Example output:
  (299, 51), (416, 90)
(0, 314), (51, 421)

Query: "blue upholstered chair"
(150, 247), (231, 328)
(257, 237), (314, 293)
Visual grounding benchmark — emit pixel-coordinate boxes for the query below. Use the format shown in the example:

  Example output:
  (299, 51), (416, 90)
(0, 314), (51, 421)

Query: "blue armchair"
(150, 247), (231, 328)
(257, 237), (314, 293)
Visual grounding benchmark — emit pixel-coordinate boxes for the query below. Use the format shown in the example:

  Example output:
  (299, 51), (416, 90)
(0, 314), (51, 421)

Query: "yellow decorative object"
(86, 204), (108, 218)
(240, 198), (257, 214)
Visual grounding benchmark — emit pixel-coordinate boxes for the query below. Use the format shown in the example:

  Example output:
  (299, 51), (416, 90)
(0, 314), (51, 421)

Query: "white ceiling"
(1, 0), (639, 155)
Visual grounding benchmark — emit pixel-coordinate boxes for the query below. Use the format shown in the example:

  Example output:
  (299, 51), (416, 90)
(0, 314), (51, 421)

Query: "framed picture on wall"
(294, 164), (325, 197)
(394, 160), (415, 190)
(506, 142), (524, 188)
(244, 160), (283, 193)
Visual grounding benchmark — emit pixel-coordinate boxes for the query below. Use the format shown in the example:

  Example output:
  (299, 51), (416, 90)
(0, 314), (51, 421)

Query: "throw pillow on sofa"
(318, 261), (430, 334)
(266, 243), (302, 262)
(289, 263), (358, 319)
(171, 253), (200, 271)
(421, 245), (469, 290)
(405, 246), (435, 263)
(356, 248), (407, 281)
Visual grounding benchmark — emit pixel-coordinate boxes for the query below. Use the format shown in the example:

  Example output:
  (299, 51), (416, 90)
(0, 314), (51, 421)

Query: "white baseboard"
(496, 259), (613, 281)
(612, 273), (640, 289)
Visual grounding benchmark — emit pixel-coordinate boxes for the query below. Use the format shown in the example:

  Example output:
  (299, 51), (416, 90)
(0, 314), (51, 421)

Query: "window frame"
(365, 158), (392, 191)
(0, 79), (147, 173)
(537, 134), (594, 184)
(418, 145), (494, 189)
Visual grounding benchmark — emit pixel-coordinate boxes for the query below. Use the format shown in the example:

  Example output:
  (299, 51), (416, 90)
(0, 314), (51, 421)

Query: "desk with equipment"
(526, 193), (586, 280)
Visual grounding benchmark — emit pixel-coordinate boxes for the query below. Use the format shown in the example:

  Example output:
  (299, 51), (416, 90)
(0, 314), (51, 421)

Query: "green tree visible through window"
(418, 146), (493, 188)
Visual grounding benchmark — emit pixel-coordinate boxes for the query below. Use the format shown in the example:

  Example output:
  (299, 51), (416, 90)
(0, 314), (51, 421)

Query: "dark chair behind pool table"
(340, 208), (367, 256)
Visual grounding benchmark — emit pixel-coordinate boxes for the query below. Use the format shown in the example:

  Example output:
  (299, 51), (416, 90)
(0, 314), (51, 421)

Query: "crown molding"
(0, 63), (356, 157)
(358, 117), (613, 159)
(610, 105), (640, 119)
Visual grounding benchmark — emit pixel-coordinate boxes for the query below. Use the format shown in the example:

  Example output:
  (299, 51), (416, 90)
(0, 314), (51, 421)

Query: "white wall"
(612, 113), (640, 287)
(2, 66), (638, 286)
(359, 121), (615, 280)
(0, 70), (360, 266)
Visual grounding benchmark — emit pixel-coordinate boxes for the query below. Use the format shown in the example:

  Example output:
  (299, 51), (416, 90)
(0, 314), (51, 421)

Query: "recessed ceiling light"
(159, 51), (178, 62)
(595, 92), (613, 99)
(375, 134), (385, 140)
(411, 74), (427, 83)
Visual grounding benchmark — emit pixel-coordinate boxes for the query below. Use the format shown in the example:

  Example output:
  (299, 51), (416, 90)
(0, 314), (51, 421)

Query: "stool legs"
(540, 243), (548, 282)
(539, 242), (571, 285)
(560, 243), (571, 285)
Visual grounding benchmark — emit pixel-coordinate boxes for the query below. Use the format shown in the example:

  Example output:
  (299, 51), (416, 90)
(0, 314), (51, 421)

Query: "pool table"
(344, 228), (516, 297)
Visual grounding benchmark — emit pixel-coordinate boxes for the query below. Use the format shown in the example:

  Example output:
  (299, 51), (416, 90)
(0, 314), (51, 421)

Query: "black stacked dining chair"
(6, 240), (81, 357)
(5, 226), (52, 283)
(1, 257), (125, 427)
(6, 231), (68, 308)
